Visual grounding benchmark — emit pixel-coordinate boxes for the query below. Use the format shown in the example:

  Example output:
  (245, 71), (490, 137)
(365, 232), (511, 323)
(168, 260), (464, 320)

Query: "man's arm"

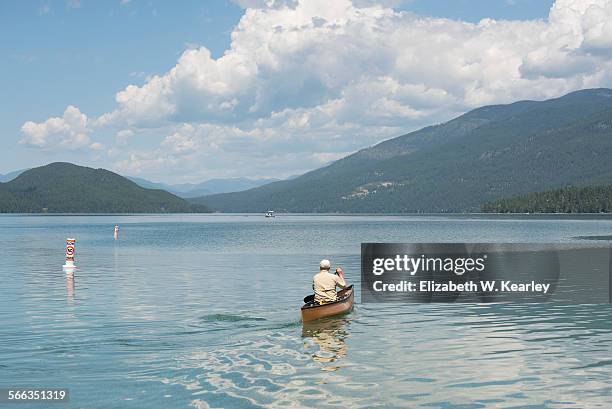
(335, 267), (347, 288)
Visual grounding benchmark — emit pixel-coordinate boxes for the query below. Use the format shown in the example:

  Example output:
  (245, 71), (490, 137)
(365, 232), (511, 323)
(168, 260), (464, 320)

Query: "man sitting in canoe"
(313, 259), (346, 304)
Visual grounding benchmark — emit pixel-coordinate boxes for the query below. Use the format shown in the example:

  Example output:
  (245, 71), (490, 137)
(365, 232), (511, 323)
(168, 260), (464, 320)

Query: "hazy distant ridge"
(0, 169), (26, 183)
(128, 176), (279, 198)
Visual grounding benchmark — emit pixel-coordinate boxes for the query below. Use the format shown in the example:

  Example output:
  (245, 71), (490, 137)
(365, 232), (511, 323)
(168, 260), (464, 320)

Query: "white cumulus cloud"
(115, 129), (134, 144)
(20, 105), (92, 149)
(90, 142), (105, 151)
(162, 124), (199, 154)
(101, 0), (612, 129)
(20, 0), (612, 180)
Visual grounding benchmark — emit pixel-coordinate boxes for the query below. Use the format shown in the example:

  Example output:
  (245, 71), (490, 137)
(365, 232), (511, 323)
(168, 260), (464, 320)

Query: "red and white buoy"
(63, 238), (76, 274)
(114, 225), (119, 240)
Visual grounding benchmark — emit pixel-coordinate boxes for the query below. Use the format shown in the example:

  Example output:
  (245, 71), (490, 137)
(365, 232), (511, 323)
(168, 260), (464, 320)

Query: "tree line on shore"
(482, 185), (612, 213)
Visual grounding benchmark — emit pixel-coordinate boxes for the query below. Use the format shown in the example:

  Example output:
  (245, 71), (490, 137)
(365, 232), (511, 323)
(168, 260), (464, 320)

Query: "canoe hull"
(301, 285), (354, 322)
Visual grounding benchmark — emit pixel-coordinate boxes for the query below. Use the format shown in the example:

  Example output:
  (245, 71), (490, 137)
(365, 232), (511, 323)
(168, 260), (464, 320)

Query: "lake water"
(1, 214), (612, 408)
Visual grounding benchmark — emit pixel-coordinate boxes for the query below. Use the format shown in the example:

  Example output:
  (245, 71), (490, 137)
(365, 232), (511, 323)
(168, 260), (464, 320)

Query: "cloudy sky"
(4, 0), (612, 183)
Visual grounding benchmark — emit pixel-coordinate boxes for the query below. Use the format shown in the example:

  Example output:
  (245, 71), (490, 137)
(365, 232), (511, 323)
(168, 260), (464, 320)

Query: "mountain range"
(126, 176), (279, 198)
(0, 169), (278, 198)
(0, 169), (26, 183)
(0, 163), (209, 213)
(4, 89), (612, 214)
(193, 88), (612, 213)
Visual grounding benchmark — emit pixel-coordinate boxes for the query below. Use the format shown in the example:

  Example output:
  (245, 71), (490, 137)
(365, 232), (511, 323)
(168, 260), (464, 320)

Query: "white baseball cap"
(319, 259), (331, 270)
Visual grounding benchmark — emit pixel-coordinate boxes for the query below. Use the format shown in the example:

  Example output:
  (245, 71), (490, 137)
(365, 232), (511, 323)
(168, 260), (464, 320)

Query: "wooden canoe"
(301, 285), (354, 322)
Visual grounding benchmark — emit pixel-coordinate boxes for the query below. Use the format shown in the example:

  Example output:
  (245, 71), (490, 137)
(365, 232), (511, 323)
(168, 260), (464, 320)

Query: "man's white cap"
(320, 259), (331, 270)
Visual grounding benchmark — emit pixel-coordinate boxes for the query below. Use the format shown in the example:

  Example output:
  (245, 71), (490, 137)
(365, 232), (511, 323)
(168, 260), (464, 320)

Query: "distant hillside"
(483, 185), (612, 213)
(126, 176), (204, 196)
(0, 163), (210, 213)
(128, 176), (278, 198)
(193, 177), (280, 196)
(194, 88), (612, 213)
(0, 169), (26, 182)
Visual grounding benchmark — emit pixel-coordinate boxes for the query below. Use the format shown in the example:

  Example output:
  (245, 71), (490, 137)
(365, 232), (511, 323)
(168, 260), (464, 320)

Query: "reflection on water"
(65, 274), (75, 302)
(302, 317), (350, 372)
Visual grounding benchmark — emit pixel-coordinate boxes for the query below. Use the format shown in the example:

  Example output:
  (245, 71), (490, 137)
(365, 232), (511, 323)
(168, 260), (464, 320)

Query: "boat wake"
(199, 314), (267, 323)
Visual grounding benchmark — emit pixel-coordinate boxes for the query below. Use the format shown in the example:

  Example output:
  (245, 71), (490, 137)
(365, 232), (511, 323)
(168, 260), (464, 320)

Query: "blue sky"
(4, 0), (604, 183)
(397, 0), (554, 21)
(1, 0), (243, 174)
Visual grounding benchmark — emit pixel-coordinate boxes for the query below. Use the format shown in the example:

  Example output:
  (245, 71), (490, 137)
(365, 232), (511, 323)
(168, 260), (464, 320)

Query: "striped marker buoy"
(63, 238), (76, 275)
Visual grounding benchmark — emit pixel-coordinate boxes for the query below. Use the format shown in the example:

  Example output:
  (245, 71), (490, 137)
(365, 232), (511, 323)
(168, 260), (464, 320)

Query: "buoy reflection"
(66, 274), (75, 302)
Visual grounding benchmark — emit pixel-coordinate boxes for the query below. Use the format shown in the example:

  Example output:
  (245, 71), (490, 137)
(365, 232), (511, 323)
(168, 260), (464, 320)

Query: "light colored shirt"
(313, 270), (346, 303)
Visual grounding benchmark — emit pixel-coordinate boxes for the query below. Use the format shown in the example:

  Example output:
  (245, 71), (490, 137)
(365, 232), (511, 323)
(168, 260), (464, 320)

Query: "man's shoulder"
(313, 271), (332, 279)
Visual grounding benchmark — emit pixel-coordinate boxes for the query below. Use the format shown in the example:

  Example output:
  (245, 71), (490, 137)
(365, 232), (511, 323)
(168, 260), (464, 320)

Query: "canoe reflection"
(302, 317), (350, 372)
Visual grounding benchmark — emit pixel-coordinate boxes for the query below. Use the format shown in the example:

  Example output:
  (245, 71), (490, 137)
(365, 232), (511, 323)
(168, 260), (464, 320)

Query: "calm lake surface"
(1, 214), (612, 408)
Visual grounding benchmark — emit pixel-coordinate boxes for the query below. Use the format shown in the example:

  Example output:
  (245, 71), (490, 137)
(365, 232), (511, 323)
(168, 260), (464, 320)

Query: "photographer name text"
(372, 280), (551, 294)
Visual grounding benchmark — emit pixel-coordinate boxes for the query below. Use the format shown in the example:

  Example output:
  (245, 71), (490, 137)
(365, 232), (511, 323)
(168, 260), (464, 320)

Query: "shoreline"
(2, 212), (612, 219)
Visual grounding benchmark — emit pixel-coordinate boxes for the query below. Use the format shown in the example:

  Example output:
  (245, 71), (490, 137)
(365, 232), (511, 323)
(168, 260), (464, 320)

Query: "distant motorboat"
(265, 210), (275, 218)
